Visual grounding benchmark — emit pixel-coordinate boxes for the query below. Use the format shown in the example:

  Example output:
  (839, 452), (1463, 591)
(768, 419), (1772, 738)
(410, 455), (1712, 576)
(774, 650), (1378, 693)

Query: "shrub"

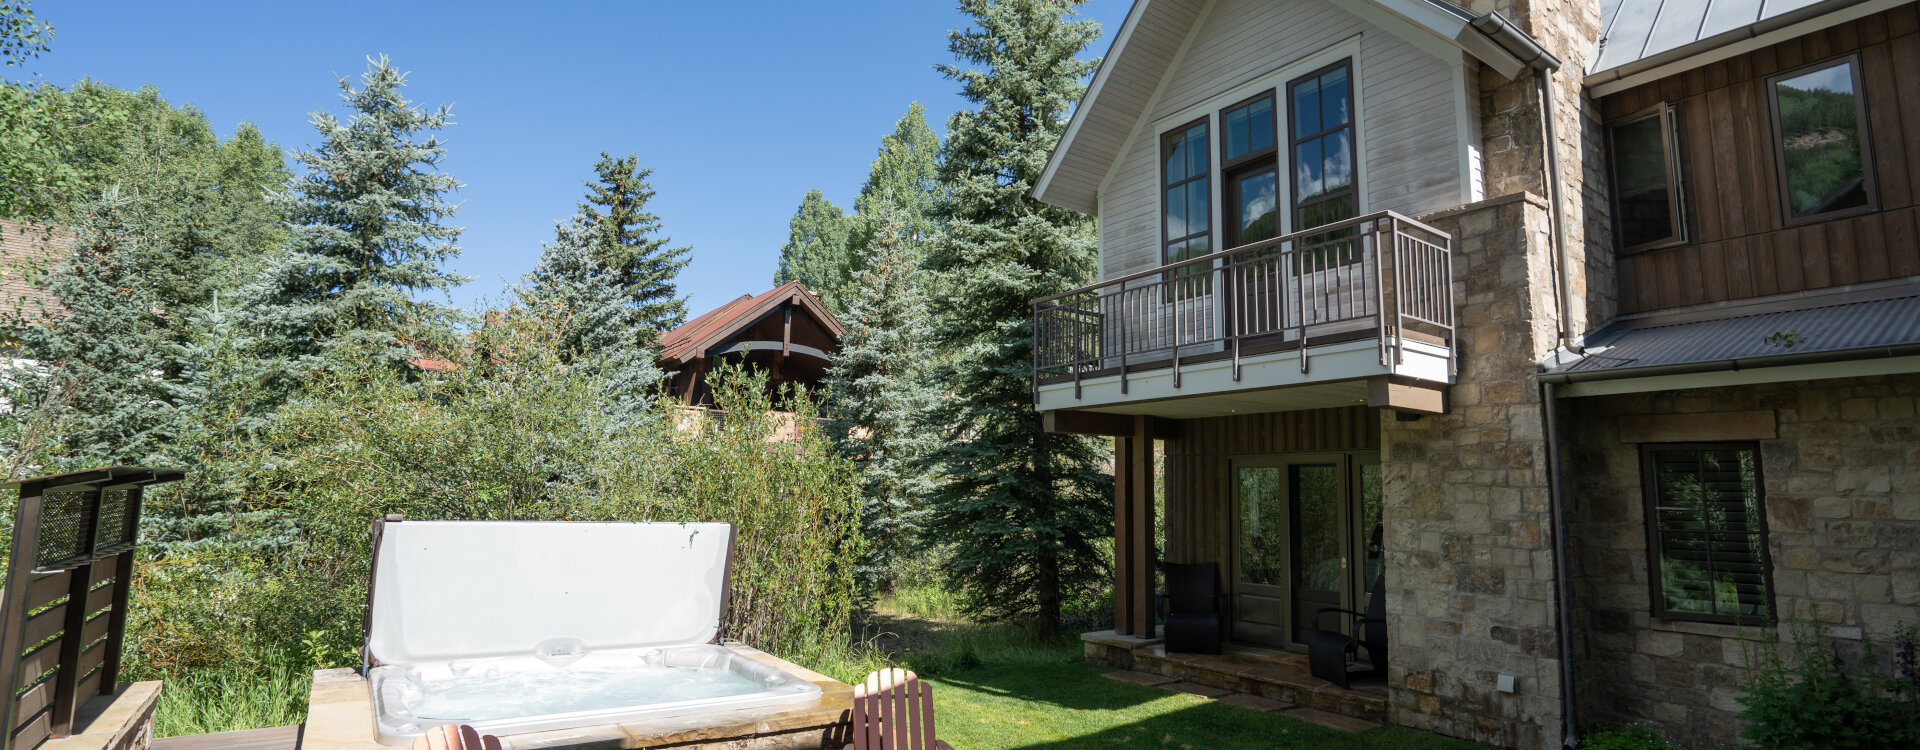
(1738, 612), (1920, 749)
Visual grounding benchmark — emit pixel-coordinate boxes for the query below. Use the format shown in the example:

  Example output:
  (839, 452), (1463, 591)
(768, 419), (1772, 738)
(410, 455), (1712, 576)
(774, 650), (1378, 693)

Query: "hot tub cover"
(365, 520), (735, 666)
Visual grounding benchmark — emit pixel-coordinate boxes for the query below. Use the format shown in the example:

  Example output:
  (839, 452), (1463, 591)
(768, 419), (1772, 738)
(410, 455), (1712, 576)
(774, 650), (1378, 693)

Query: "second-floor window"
(1608, 104), (1686, 252)
(1769, 56), (1876, 223)
(1162, 120), (1211, 297)
(1289, 62), (1357, 264)
(1221, 94), (1278, 249)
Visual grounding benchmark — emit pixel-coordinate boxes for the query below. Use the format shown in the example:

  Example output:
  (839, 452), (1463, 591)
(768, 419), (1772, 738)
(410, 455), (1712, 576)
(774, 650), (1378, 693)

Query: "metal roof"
(1548, 293), (1920, 376)
(1588, 0), (1845, 75)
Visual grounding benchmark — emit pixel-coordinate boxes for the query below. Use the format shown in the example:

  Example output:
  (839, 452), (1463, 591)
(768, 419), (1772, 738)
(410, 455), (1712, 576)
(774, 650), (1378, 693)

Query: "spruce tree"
(772, 189), (855, 313)
(922, 0), (1108, 638)
(852, 102), (942, 260)
(519, 215), (662, 427)
(825, 207), (939, 603)
(237, 56), (466, 380)
(576, 152), (690, 351)
(5, 191), (174, 472)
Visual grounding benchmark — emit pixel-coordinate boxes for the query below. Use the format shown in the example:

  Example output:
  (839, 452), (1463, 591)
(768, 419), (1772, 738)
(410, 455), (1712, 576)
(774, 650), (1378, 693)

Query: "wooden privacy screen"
(0, 467), (182, 750)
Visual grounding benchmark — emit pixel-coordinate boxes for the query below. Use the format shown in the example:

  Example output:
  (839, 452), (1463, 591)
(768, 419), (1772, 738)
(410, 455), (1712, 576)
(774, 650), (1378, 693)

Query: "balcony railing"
(1032, 210), (1454, 396)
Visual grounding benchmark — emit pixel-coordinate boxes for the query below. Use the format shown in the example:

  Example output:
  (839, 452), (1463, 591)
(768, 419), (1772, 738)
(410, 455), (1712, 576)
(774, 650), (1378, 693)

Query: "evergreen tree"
(922, 0), (1108, 638)
(825, 207), (939, 603)
(519, 215), (662, 427)
(5, 191), (174, 473)
(852, 102), (942, 261)
(576, 152), (691, 351)
(772, 188), (856, 313)
(236, 56), (466, 381)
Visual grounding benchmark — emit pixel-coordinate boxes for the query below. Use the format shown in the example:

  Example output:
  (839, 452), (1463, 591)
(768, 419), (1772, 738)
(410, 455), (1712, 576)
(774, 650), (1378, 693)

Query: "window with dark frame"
(1162, 120), (1211, 298)
(1608, 104), (1687, 253)
(1288, 61), (1357, 266)
(1768, 55), (1876, 224)
(1221, 93), (1279, 251)
(1642, 443), (1774, 624)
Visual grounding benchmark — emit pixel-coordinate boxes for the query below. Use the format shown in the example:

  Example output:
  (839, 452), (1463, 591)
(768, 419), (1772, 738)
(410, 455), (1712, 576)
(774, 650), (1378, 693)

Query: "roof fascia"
(1357, 0), (1528, 79)
(1035, 0), (1162, 215)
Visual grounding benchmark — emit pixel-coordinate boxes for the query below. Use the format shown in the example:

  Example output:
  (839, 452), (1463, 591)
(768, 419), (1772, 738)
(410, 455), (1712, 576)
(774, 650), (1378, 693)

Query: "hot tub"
(362, 520), (823, 746)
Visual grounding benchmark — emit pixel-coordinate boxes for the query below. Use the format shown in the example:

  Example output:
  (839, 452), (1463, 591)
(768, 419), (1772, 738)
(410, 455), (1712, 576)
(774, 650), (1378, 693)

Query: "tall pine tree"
(519, 215), (662, 427)
(237, 56), (466, 380)
(852, 102), (942, 261)
(576, 152), (690, 353)
(5, 191), (174, 474)
(772, 188), (855, 313)
(922, 0), (1108, 638)
(825, 206), (939, 603)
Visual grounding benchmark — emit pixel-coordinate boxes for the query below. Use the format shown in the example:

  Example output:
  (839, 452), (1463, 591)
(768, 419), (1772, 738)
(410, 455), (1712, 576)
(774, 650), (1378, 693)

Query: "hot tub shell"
(362, 520), (823, 746)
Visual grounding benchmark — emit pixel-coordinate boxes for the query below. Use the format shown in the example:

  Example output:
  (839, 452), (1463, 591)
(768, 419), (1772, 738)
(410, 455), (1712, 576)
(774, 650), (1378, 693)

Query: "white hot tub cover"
(365, 520), (736, 666)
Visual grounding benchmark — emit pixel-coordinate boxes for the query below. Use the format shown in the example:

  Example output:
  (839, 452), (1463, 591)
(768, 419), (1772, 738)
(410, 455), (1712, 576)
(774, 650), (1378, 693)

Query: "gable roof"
(1033, 0), (1552, 215)
(1585, 0), (1902, 95)
(658, 281), (845, 366)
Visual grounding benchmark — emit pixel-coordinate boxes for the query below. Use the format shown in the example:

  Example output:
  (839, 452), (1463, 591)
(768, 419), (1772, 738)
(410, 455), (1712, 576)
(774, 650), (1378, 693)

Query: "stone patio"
(1083, 631), (1388, 725)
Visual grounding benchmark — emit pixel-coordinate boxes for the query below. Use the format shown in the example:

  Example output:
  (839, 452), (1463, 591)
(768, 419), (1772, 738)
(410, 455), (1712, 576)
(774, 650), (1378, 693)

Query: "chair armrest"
(1312, 606), (1366, 628)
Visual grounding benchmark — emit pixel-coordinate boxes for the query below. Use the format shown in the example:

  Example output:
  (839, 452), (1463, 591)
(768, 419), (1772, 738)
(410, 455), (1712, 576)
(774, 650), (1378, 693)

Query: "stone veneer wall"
(1562, 374), (1920, 747)
(1380, 192), (1565, 749)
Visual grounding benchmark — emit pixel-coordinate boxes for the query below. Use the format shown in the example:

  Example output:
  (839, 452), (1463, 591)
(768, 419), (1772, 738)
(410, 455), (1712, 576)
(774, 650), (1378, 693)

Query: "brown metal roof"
(0, 219), (70, 326)
(1547, 286), (1920, 379)
(658, 281), (844, 366)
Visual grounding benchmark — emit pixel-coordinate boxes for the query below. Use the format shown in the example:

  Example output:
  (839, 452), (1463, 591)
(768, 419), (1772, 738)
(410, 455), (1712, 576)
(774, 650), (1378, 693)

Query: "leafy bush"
(1738, 612), (1920, 749)
(1578, 725), (1683, 750)
(120, 307), (863, 732)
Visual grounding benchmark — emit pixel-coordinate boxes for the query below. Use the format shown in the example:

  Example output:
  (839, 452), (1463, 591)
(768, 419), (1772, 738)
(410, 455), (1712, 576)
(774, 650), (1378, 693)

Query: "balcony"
(1031, 211), (1456, 418)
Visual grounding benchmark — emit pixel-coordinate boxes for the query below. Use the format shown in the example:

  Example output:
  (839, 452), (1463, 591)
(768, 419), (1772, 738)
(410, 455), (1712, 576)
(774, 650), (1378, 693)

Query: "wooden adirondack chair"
(850, 668), (953, 750)
(411, 723), (503, 750)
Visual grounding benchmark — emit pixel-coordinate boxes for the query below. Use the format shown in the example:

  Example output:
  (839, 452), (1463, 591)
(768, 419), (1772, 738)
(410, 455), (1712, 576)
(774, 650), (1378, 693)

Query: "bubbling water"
(410, 665), (767, 721)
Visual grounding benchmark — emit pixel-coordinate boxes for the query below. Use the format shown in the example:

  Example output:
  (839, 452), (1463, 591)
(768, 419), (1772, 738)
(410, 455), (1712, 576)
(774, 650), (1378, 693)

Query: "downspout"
(1472, 12), (1583, 747)
(1540, 381), (1580, 749)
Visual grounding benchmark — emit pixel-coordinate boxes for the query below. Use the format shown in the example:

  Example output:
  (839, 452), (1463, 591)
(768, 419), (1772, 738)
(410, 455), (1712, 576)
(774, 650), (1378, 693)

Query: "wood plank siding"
(1602, 4), (1920, 313)
(1163, 406), (1379, 572)
(1097, 0), (1471, 281)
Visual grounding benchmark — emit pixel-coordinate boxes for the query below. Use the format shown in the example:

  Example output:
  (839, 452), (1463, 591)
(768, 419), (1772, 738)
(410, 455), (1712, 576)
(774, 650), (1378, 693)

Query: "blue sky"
(19, 0), (1130, 318)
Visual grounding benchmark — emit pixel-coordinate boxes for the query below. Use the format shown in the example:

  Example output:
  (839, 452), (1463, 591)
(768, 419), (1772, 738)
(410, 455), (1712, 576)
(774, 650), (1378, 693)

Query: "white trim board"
(1553, 355), (1920, 397)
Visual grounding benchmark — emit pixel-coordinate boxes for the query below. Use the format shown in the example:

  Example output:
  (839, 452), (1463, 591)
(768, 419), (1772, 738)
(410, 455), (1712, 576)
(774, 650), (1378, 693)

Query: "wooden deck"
(152, 724), (301, 750)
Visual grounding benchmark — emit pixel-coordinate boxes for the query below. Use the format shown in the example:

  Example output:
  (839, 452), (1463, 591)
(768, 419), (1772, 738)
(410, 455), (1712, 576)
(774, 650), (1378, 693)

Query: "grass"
(807, 586), (1496, 750)
(147, 649), (310, 738)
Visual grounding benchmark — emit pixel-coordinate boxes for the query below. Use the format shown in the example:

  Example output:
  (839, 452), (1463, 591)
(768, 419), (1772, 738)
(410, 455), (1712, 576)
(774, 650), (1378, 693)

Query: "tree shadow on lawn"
(927, 660), (1495, 750)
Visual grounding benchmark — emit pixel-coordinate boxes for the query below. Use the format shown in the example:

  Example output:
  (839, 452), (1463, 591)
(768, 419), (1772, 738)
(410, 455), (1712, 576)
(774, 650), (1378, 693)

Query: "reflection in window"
(1609, 106), (1685, 251)
(1644, 444), (1772, 623)
(1771, 59), (1873, 219)
(1289, 62), (1357, 265)
(1222, 94), (1279, 249)
(1162, 121), (1211, 297)
(1239, 468), (1283, 586)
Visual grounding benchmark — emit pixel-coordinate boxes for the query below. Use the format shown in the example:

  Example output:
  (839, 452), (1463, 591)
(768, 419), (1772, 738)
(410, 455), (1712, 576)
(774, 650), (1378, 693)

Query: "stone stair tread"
(1216, 693), (1292, 712)
(1101, 670), (1179, 687)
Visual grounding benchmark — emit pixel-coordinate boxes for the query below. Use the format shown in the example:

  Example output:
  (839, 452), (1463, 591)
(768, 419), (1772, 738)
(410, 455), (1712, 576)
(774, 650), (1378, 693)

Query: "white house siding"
(1097, 0), (1469, 281)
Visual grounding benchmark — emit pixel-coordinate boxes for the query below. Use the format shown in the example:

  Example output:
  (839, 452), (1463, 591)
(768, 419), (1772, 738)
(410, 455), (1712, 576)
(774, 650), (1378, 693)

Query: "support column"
(1127, 416), (1155, 638)
(1112, 436), (1135, 635)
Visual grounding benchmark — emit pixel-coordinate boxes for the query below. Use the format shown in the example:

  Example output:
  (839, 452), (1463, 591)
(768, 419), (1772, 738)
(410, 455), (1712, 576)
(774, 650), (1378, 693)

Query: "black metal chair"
(1160, 561), (1226, 654)
(1308, 570), (1388, 689)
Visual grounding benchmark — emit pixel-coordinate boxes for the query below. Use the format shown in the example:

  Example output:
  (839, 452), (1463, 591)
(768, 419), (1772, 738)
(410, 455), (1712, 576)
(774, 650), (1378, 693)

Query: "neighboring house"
(659, 281), (845, 410)
(0, 219), (70, 342)
(1032, 0), (1918, 748)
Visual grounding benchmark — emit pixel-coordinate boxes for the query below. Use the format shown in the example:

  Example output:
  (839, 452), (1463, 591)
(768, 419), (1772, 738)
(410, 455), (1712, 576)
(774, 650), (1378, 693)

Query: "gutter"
(1536, 342), (1920, 385)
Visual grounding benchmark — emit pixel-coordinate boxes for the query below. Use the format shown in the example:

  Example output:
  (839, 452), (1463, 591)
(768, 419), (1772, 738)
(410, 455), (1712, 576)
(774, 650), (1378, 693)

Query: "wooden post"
(96, 487), (141, 695)
(50, 488), (102, 735)
(1112, 437), (1134, 635)
(1128, 417), (1155, 638)
(0, 482), (46, 750)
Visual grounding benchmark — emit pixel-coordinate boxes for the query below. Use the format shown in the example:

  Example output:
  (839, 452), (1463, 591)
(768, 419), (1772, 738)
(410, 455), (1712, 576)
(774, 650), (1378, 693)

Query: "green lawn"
(922, 658), (1492, 750)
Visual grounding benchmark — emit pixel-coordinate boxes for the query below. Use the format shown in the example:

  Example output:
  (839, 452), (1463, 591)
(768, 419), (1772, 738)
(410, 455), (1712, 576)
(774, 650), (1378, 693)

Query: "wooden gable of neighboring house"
(658, 281), (845, 408)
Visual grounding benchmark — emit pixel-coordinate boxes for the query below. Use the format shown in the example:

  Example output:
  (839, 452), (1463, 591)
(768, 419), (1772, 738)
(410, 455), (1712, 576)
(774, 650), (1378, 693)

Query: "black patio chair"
(1159, 561), (1226, 654)
(1308, 570), (1388, 689)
